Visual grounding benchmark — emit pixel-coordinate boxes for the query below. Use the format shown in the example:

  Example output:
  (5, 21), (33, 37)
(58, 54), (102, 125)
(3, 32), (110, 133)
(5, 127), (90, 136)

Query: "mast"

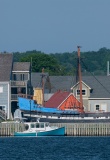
(29, 57), (32, 121)
(77, 46), (83, 112)
(42, 68), (45, 106)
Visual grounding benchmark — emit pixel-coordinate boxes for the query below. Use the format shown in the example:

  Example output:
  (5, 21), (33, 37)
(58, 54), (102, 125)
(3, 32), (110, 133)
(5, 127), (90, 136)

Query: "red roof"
(45, 90), (70, 108)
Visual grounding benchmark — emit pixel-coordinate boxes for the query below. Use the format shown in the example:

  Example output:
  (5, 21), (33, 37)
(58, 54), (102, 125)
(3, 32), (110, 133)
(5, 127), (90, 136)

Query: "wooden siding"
(59, 95), (81, 110)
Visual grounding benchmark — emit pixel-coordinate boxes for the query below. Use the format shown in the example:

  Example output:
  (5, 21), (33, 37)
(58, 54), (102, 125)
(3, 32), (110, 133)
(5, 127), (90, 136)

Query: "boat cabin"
(24, 122), (50, 131)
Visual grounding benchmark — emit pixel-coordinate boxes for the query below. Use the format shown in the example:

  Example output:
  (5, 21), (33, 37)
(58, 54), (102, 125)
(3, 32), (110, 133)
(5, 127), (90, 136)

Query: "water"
(0, 137), (110, 160)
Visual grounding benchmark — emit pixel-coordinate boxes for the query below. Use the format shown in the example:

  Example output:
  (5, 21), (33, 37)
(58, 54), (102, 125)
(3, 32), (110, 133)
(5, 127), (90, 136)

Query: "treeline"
(13, 47), (110, 76)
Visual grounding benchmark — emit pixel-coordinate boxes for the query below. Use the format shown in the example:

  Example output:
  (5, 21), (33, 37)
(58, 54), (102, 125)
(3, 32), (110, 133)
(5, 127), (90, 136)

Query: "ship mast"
(77, 46), (83, 112)
(42, 68), (45, 106)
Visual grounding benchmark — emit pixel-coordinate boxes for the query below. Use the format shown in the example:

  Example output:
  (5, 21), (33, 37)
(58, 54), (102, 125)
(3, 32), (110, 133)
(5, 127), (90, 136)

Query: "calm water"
(0, 136), (110, 160)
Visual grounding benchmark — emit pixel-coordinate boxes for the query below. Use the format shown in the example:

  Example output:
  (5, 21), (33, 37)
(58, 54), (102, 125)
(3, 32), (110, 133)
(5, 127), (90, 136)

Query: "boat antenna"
(77, 46), (84, 113)
(37, 118), (40, 123)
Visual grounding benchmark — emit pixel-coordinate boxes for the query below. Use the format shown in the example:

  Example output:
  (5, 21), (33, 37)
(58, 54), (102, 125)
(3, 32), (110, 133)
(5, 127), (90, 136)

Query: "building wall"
(0, 82), (11, 119)
(12, 73), (29, 81)
(89, 99), (110, 112)
(72, 82), (90, 112)
(59, 95), (81, 110)
(83, 99), (89, 111)
(44, 93), (53, 102)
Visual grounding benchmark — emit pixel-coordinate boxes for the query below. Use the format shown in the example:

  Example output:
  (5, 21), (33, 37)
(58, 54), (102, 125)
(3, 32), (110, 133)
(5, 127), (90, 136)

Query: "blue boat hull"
(18, 97), (79, 115)
(14, 132), (36, 137)
(37, 127), (65, 136)
(14, 127), (65, 137)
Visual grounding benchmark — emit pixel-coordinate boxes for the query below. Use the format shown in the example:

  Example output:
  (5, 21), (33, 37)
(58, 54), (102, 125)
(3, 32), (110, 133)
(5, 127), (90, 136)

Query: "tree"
(20, 52), (64, 75)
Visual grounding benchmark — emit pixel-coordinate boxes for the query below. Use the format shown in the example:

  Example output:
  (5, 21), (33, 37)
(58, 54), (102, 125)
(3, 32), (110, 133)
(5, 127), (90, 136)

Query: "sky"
(0, 0), (110, 54)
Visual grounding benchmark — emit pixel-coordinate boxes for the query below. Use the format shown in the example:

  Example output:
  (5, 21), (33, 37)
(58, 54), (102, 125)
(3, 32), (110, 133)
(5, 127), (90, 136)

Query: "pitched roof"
(31, 72), (49, 88)
(0, 53), (13, 81)
(71, 80), (91, 90)
(45, 90), (70, 108)
(13, 62), (30, 71)
(49, 76), (110, 98)
(49, 76), (74, 93)
(82, 76), (110, 98)
(49, 76), (76, 93)
(31, 73), (110, 98)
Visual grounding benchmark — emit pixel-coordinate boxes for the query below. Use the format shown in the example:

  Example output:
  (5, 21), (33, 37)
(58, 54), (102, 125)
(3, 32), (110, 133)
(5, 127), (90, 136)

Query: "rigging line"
(36, 74), (47, 88)
(81, 59), (110, 95)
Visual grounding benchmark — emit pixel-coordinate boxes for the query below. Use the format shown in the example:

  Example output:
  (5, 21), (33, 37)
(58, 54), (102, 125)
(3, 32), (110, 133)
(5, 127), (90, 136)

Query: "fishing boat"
(14, 120), (65, 137)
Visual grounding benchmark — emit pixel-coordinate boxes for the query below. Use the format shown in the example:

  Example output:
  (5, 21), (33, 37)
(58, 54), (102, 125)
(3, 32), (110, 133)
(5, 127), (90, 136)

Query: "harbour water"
(0, 137), (110, 160)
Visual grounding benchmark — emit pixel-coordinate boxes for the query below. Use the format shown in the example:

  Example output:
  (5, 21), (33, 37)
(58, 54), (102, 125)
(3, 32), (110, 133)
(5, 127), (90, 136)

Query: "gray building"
(31, 74), (110, 113)
(0, 53), (31, 120)
(11, 62), (31, 117)
(49, 76), (110, 113)
(0, 54), (13, 119)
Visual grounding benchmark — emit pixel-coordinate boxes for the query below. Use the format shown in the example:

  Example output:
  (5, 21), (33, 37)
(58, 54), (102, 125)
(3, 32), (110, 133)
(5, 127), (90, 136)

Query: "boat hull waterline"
(14, 127), (65, 137)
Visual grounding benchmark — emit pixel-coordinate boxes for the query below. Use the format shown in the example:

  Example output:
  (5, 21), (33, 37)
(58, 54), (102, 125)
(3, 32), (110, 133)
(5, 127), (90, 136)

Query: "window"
(0, 87), (3, 93)
(40, 123), (44, 128)
(77, 89), (86, 95)
(36, 123), (39, 128)
(20, 74), (25, 81)
(13, 74), (16, 80)
(96, 105), (100, 111)
(31, 124), (35, 128)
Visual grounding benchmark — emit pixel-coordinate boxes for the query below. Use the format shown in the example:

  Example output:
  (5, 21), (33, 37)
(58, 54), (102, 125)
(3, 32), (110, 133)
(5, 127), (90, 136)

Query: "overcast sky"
(0, 0), (110, 53)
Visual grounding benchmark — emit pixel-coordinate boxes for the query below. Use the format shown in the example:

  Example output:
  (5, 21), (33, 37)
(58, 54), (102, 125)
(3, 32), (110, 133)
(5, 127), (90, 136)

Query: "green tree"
(20, 52), (64, 75)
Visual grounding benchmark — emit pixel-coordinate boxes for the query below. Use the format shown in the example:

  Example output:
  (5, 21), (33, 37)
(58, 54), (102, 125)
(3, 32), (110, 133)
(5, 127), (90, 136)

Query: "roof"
(49, 76), (74, 93)
(49, 76), (110, 98)
(31, 73), (110, 99)
(71, 80), (91, 90)
(82, 76), (110, 98)
(31, 72), (49, 88)
(45, 90), (70, 108)
(13, 62), (30, 71)
(0, 53), (13, 81)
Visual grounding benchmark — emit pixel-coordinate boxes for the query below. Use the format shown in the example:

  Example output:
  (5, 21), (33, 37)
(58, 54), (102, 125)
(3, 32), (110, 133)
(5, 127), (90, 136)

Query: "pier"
(0, 122), (110, 136)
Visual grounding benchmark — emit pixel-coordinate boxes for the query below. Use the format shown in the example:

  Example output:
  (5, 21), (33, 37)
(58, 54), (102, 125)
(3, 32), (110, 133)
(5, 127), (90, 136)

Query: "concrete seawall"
(0, 122), (110, 136)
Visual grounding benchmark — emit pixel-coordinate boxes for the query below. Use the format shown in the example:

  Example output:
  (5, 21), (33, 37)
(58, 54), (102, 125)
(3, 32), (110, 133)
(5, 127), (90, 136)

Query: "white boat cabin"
(24, 122), (52, 131)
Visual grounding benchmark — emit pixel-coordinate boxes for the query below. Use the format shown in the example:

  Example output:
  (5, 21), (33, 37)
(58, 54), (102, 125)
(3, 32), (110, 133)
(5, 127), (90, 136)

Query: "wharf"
(0, 122), (110, 136)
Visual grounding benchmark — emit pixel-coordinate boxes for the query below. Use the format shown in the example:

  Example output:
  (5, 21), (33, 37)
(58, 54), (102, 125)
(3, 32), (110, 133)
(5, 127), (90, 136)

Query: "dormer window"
(76, 89), (86, 95)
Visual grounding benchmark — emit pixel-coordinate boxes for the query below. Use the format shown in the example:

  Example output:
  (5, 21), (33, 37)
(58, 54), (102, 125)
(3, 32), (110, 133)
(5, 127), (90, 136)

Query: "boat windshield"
(31, 124), (35, 128)
(29, 123), (46, 129)
(35, 123), (44, 128)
